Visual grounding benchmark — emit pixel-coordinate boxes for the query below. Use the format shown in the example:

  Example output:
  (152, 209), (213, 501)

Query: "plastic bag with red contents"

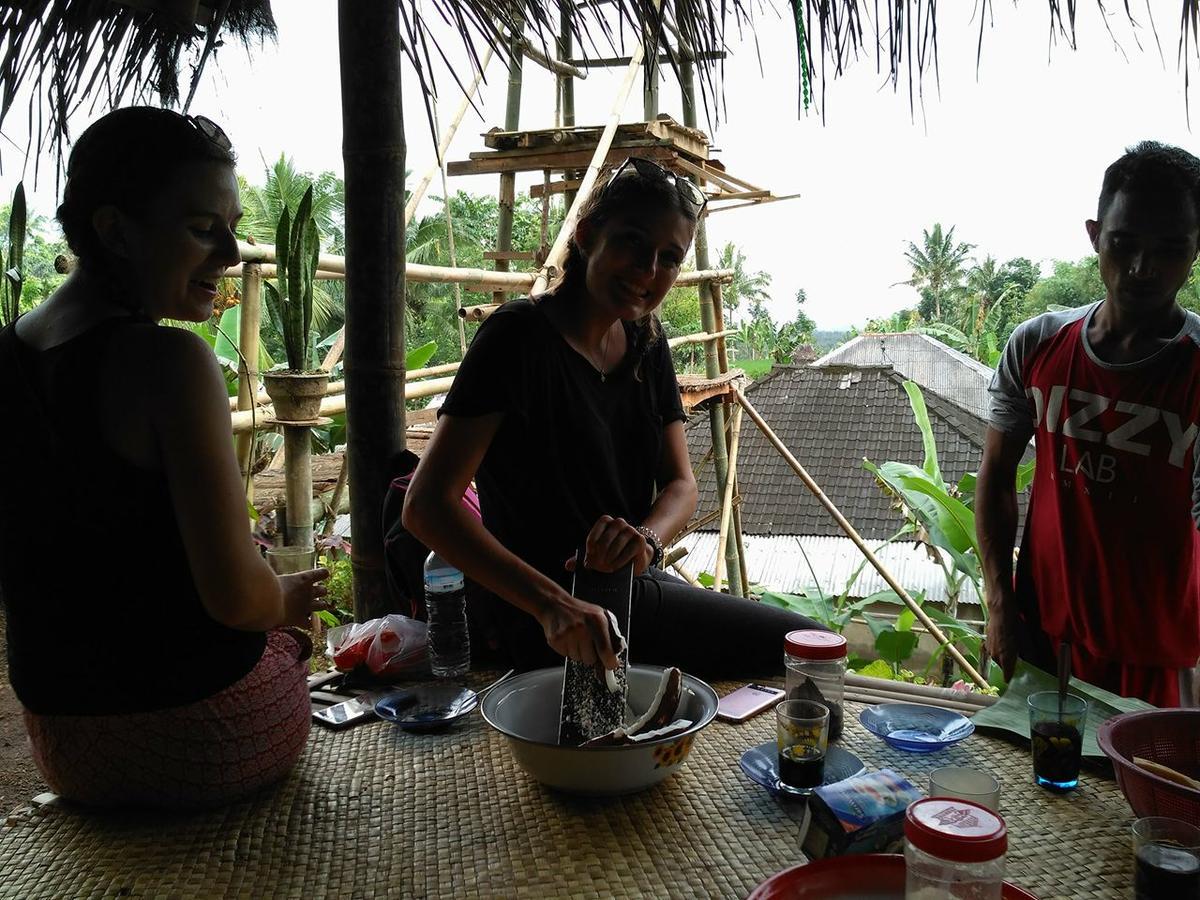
(327, 615), (428, 677)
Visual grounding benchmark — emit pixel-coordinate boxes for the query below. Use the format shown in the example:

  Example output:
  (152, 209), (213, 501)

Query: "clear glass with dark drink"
(1133, 817), (1200, 900)
(775, 699), (829, 795)
(1027, 691), (1088, 791)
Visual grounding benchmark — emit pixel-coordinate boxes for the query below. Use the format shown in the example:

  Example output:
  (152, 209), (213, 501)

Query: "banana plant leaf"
(864, 459), (981, 581)
(971, 660), (1154, 758)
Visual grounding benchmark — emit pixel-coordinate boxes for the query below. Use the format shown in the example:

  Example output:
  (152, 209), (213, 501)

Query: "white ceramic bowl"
(481, 665), (719, 796)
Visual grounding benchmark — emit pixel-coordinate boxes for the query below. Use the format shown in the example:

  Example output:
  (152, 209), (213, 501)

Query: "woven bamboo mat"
(0, 678), (1135, 899)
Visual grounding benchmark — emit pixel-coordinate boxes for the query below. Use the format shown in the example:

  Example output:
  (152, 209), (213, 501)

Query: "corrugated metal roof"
(673, 532), (983, 608)
(812, 333), (993, 420)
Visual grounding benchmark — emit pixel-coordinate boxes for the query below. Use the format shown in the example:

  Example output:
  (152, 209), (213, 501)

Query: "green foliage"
(1, 182), (26, 325)
(317, 555), (355, 625)
(1020, 256), (1103, 321)
(264, 186), (321, 371)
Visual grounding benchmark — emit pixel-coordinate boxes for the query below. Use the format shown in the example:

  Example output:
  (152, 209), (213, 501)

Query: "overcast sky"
(2, 2), (1197, 329)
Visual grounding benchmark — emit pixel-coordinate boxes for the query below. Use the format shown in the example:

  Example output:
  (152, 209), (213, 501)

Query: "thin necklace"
(593, 326), (613, 382)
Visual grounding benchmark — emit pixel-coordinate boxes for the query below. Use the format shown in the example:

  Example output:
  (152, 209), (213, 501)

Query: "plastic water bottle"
(423, 551), (470, 677)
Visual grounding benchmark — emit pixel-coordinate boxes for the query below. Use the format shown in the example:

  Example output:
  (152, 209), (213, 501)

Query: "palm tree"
(719, 242), (771, 323)
(901, 224), (974, 322)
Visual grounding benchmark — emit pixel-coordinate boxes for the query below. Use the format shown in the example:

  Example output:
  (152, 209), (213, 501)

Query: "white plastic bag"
(327, 614), (428, 677)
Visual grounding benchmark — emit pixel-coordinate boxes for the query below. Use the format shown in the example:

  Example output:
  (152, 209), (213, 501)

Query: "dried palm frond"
(3, 0), (1200, 167)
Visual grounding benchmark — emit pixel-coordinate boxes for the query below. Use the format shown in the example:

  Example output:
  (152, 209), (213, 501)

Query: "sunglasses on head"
(607, 157), (708, 213)
(184, 113), (232, 151)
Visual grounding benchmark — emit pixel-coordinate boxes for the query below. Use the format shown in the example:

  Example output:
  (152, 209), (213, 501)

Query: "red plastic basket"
(1097, 709), (1200, 825)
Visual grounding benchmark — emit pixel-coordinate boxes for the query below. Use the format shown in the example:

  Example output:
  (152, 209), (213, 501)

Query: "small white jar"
(904, 798), (1007, 899)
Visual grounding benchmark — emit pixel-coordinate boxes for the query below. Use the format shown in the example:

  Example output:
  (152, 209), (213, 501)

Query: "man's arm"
(977, 426), (1031, 680)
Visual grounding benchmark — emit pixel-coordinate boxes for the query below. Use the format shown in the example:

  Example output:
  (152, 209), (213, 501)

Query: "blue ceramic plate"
(739, 741), (867, 799)
(859, 702), (974, 753)
(375, 684), (479, 732)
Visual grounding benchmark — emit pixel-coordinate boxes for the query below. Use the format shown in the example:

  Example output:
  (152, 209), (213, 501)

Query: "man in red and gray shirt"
(979, 141), (1200, 707)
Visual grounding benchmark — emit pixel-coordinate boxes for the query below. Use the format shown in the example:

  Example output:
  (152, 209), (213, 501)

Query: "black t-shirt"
(440, 299), (686, 586)
(0, 319), (266, 715)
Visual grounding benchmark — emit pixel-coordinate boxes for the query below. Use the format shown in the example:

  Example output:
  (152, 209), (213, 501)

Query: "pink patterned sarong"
(22, 629), (312, 810)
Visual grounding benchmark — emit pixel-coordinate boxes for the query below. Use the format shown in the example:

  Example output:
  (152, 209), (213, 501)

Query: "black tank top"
(0, 317), (266, 715)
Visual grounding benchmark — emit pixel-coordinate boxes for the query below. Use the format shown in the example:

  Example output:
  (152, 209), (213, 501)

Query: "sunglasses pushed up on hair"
(184, 114), (232, 151)
(607, 157), (708, 213)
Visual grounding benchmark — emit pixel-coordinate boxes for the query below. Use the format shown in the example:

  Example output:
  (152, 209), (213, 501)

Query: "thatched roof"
(3, 1), (1199, 160)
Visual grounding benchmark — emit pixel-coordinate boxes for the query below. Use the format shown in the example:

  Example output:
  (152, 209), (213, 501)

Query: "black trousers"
(479, 568), (825, 681)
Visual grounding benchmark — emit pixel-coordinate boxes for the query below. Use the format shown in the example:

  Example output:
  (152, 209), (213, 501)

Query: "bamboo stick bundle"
(846, 673), (996, 708)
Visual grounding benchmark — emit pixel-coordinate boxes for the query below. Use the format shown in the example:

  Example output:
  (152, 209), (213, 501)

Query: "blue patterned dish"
(859, 702), (974, 753)
(739, 741), (867, 799)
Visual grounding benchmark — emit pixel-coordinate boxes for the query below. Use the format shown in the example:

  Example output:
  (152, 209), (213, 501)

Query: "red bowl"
(1097, 709), (1200, 825)
(748, 854), (1038, 899)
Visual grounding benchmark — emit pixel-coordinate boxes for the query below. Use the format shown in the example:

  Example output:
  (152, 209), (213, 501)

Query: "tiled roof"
(812, 332), (994, 420)
(687, 364), (1009, 540)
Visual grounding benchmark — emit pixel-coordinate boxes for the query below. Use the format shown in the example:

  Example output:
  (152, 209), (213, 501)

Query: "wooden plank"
(645, 119), (709, 159)
(704, 192), (803, 215)
(672, 156), (763, 193)
(712, 190), (772, 202)
(449, 144), (678, 177)
(528, 178), (583, 198)
(467, 136), (667, 161)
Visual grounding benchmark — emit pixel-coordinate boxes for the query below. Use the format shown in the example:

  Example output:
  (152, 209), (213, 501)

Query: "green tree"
(1020, 257), (1103, 320)
(902, 223), (974, 322)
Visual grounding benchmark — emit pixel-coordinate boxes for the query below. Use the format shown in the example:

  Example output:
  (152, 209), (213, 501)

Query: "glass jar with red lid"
(784, 629), (847, 741)
(904, 797), (1007, 899)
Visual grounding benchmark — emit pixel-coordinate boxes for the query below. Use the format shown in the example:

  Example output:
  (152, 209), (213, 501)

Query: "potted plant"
(262, 185), (326, 421)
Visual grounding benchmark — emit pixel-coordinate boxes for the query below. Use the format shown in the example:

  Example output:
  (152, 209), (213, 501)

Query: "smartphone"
(312, 695), (376, 730)
(716, 683), (786, 723)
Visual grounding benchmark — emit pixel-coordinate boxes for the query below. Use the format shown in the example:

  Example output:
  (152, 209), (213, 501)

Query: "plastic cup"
(266, 544), (317, 575)
(1028, 691), (1088, 791)
(1133, 817), (1200, 900)
(775, 699), (829, 796)
(929, 765), (1001, 812)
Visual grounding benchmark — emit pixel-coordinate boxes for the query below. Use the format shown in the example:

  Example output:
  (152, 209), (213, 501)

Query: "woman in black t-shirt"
(404, 159), (821, 677)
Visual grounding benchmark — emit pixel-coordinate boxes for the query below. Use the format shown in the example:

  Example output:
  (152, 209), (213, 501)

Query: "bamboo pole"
(223, 264), (344, 281)
(235, 264), (262, 487)
(557, 0), (577, 211)
(844, 689), (984, 716)
(519, 38), (586, 79)
(530, 43), (648, 296)
(494, 26), (523, 306)
(666, 328), (732, 349)
(283, 425), (315, 548)
(432, 103), (468, 355)
(733, 389), (989, 689)
(713, 404), (743, 592)
(680, 49), (742, 598)
(732, 491), (750, 595)
(228, 360), (460, 410)
(403, 47), (493, 228)
(230, 376), (456, 435)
